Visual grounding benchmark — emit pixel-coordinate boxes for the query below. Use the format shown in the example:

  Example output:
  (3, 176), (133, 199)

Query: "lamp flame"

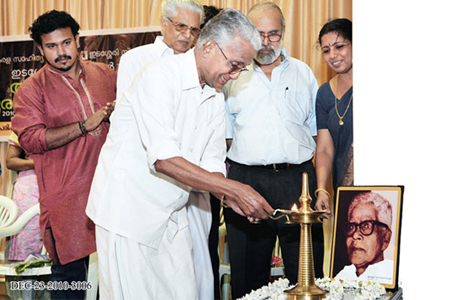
(291, 203), (299, 211)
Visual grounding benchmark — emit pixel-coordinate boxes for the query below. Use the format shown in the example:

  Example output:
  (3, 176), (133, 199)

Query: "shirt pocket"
(276, 89), (310, 126)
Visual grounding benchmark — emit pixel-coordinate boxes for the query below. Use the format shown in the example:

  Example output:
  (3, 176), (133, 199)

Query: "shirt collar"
(180, 49), (200, 91)
(280, 48), (290, 67)
(180, 49), (216, 102)
(280, 48), (289, 62)
(155, 36), (175, 58)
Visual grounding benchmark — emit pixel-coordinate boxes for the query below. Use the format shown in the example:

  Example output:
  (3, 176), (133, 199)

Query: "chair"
(0, 196), (99, 299)
(0, 195), (19, 229)
(86, 251), (99, 300)
(0, 199), (51, 276)
(270, 237), (285, 276)
(218, 214), (231, 300)
(0, 197), (52, 300)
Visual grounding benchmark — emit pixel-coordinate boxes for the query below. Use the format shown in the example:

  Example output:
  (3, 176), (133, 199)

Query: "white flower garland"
(238, 277), (386, 300)
(316, 277), (386, 300)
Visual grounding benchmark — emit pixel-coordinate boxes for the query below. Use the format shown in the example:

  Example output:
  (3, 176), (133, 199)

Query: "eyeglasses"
(344, 220), (390, 237)
(215, 42), (249, 75)
(167, 18), (201, 37)
(260, 32), (282, 42)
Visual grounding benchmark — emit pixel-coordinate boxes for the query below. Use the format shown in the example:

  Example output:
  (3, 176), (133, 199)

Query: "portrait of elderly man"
(334, 191), (395, 285)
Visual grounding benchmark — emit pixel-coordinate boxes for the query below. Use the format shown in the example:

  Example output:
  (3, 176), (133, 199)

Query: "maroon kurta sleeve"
(12, 73), (49, 154)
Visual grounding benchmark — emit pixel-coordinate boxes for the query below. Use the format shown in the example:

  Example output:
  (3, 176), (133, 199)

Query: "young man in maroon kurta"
(12, 10), (116, 299)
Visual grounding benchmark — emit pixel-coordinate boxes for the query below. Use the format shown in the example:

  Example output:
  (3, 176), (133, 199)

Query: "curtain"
(1, 0), (351, 85)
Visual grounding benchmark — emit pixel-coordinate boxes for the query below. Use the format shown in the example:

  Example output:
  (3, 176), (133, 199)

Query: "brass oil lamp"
(270, 172), (328, 300)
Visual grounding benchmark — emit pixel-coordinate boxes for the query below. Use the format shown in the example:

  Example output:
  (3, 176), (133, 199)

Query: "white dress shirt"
(115, 36), (174, 105)
(224, 48), (318, 165)
(86, 49), (226, 250)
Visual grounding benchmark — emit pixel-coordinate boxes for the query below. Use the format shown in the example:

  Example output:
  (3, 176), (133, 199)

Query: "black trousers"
(224, 160), (324, 299)
(50, 256), (89, 300)
(48, 228), (89, 300)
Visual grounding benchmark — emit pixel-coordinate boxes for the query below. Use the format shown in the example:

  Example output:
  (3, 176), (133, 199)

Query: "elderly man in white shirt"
(223, 2), (323, 298)
(87, 8), (273, 300)
(115, 0), (203, 103)
(114, 1), (217, 299)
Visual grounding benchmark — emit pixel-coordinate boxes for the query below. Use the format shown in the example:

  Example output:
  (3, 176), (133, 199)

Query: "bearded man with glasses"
(222, 2), (323, 298)
(335, 191), (394, 284)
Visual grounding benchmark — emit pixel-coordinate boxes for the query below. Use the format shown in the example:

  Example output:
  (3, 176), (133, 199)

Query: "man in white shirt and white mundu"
(87, 8), (273, 300)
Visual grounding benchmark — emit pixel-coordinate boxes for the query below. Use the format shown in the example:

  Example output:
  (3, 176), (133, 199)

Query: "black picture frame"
(330, 186), (404, 290)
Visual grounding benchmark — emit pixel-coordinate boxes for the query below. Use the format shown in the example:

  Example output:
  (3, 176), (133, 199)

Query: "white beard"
(254, 41), (283, 65)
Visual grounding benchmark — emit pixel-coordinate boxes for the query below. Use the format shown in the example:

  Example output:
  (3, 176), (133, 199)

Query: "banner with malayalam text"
(0, 28), (160, 141)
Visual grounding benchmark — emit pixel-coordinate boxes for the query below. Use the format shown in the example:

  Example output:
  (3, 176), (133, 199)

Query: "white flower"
(239, 277), (386, 300)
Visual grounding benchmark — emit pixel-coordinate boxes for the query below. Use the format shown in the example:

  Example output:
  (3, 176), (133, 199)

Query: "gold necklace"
(334, 77), (353, 126)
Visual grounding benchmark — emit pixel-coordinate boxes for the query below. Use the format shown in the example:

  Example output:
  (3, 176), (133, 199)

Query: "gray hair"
(248, 1), (285, 30)
(196, 8), (262, 51)
(161, 0), (204, 24)
(348, 192), (393, 229)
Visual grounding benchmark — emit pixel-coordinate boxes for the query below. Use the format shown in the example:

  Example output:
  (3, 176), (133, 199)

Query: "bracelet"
(78, 120), (88, 135)
(315, 188), (331, 199)
(220, 195), (229, 208)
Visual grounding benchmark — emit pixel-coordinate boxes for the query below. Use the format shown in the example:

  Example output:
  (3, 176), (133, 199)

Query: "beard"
(254, 42), (283, 65)
(48, 55), (75, 72)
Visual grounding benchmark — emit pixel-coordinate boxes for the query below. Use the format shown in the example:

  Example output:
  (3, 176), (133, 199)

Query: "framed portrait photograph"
(330, 186), (404, 290)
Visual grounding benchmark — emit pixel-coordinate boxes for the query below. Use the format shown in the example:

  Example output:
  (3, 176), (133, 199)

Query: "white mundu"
(87, 50), (226, 299)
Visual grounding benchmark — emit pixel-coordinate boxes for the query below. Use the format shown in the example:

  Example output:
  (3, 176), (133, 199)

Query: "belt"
(229, 160), (308, 172)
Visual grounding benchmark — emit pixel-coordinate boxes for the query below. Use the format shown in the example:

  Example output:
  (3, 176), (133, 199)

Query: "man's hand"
(103, 100), (116, 121)
(45, 100), (116, 150)
(85, 101), (116, 131)
(154, 157), (273, 221)
(222, 181), (273, 221)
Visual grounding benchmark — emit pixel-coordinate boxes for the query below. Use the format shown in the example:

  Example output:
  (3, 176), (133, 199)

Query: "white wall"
(354, 1), (450, 298)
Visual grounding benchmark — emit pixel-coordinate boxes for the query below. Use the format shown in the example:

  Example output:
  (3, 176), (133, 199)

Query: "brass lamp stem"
(284, 172), (327, 300)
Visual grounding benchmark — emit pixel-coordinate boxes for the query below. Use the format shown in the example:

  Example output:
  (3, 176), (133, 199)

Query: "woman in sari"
(314, 18), (353, 218)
